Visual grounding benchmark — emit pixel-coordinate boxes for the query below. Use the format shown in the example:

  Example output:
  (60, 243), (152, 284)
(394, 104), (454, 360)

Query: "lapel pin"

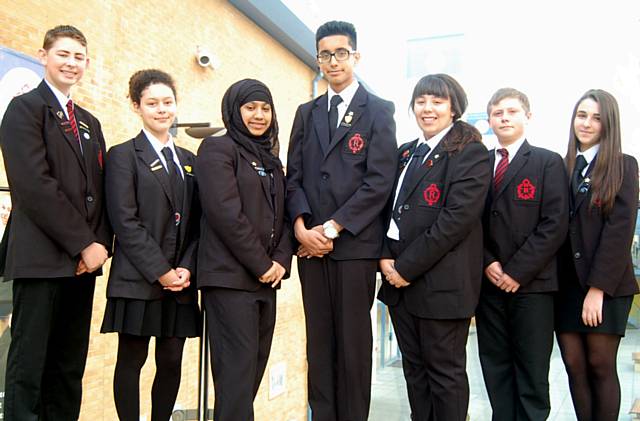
(584, 177), (590, 183)
(150, 158), (160, 167)
(151, 165), (163, 172)
(83, 133), (90, 140)
(78, 121), (89, 129)
(56, 111), (64, 119)
(251, 161), (257, 167)
(434, 154), (440, 159)
(344, 111), (354, 124)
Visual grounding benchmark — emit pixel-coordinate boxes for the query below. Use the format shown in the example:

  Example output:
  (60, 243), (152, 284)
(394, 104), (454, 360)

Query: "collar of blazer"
(38, 81), (87, 175)
(312, 84), (369, 158)
(133, 131), (182, 211)
(491, 139), (532, 199)
(236, 145), (274, 210)
(400, 139), (446, 201)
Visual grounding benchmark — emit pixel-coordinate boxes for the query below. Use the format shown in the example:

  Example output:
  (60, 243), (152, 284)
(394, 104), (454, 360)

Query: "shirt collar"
(327, 79), (359, 111)
(577, 143), (600, 166)
(143, 128), (178, 160)
(44, 78), (72, 116)
(495, 135), (526, 161)
(419, 123), (453, 152)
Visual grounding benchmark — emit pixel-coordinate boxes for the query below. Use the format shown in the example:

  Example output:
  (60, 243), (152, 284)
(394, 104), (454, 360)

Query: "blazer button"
(86, 195), (94, 203)
(321, 173), (329, 180)
(574, 252), (581, 259)
(403, 204), (410, 210)
(492, 210), (499, 216)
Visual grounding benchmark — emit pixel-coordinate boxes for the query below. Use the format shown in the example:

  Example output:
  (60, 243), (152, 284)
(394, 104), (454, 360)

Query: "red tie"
(66, 99), (80, 143)
(494, 148), (509, 190)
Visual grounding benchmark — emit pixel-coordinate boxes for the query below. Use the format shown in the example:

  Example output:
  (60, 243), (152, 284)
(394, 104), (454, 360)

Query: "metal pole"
(197, 307), (210, 421)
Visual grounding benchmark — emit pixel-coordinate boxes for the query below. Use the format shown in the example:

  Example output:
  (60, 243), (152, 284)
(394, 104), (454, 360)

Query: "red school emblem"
(423, 183), (441, 206)
(348, 133), (365, 154)
(517, 178), (536, 200)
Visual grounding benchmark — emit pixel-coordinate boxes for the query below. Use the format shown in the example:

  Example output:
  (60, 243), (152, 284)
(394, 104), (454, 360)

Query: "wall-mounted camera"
(196, 46), (220, 69)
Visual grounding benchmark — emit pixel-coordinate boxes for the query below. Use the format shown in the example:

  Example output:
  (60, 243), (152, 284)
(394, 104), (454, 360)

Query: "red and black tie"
(494, 148), (509, 191)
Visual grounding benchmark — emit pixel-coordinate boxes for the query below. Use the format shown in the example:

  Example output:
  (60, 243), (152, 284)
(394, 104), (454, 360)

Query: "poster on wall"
(0, 45), (43, 419)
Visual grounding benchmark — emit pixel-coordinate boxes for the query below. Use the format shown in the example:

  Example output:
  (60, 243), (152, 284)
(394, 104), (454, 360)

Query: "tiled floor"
(370, 325), (640, 421)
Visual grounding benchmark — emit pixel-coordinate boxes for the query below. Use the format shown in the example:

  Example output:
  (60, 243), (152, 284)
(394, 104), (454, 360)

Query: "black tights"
(113, 334), (186, 421)
(556, 332), (622, 421)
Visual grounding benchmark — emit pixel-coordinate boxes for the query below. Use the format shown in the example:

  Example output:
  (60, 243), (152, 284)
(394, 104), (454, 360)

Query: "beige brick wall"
(0, 1), (320, 419)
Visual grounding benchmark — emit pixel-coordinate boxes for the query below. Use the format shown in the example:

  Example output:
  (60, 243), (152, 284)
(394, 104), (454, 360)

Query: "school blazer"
(378, 121), (492, 319)
(558, 154), (639, 297)
(482, 141), (569, 293)
(286, 85), (398, 260)
(0, 81), (111, 279)
(105, 132), (199, 302)
(196, 134), (293, 291)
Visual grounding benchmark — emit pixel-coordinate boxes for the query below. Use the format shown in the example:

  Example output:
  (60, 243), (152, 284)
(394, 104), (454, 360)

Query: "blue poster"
(0, 46), (44, 121)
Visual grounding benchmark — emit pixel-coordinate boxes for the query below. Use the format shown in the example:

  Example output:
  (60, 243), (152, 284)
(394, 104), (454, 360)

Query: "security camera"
(196, 46), (213, 68)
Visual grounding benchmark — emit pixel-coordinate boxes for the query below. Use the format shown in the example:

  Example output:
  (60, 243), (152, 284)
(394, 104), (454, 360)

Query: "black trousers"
(388, 291), (470, 421)
(298, 257), (377, 421)
(476, 291), (554, 421)
(203, 286), (276, 421)
(4, 275), (95, 421)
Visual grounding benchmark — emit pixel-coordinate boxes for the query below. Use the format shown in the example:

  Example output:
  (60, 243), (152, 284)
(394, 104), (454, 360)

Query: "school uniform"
(378, 120), (491, 421)
(196, 130), (292, 421)
(100, 130), (200, 338)
(0, 80), (111, 420)
(286, 81), (397, 421)
(477, 139), (568, 421)
(555, 147), (639, 335)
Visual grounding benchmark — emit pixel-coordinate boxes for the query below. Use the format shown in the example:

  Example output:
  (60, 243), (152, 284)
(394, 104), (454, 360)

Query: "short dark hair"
(42, 25), (87, 50)
(315, 21), (357, 50)
(128, 69), (177, 105)
(487, 87), (530, 115)
(410, 73), (468, 120)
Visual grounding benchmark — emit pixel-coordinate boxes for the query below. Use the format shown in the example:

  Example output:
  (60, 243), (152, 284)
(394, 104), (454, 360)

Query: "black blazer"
(286, 85), (398, 260)
(0, 81), (111, 279)
(196, 134), (292, 291)
(105, 132), (199, 302)
(482, 141), (569, 293)
(378, 121), (491, 319)
(558, 154), (639, 297)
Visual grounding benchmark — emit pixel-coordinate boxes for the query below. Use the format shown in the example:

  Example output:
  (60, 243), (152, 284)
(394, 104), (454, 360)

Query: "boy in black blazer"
(286, 21), (397, 421)
(0, 26), (110, 420)
(477, 88), (568, 420)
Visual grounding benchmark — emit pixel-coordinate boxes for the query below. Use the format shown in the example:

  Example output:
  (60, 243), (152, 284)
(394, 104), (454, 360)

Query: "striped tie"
(494, 148), (509, 190)
(66, 99), (80, 144)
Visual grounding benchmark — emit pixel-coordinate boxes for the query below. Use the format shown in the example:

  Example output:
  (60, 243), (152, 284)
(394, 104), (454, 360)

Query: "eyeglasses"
(316, 48), (356, 64)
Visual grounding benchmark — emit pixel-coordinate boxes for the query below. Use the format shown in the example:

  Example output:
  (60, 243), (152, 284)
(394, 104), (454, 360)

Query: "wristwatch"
(322, 221), (340, 239)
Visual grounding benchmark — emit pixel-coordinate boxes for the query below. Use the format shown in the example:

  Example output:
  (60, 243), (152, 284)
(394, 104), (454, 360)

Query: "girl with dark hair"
(378, 73), (491, 421)
(195, 79), (292, 421)
(101, 69), (201, 421)
(556, 89), (639, 421)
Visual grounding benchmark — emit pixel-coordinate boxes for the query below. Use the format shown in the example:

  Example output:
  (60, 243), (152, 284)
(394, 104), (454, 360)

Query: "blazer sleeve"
(331, 101), (398, 236)
(177, 156), (200, 274)
(0, 97), (96, 257)
(94, 119), (113, 251)
(586, 155), (639, 295)
(271, 218), (294, 278)
(196, 138), (273, 278)
(503, 153), (569, 285)
(105, 145), (172, 283)
(395, 142), (491, 281)
(286, 106), (313, 221)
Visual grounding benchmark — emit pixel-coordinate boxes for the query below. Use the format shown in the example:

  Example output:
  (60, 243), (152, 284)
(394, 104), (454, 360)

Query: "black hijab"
(221, 79), (281, 170)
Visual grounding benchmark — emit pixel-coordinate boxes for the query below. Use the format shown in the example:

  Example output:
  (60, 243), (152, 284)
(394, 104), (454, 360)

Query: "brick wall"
(0, 1), (319, 419)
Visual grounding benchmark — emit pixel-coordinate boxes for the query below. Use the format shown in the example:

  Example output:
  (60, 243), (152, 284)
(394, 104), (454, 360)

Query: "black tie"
(393, 143), (431, 223)
(328, 95), (343, 141)
(161, 147), (184, 215)
(571, 155), (588, 197)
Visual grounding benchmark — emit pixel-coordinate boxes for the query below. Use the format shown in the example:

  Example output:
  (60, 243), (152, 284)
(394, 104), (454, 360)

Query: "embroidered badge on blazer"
(347, 133), (365, 154)
(423, 183), (441, 206)
(516, 178), (537, 200)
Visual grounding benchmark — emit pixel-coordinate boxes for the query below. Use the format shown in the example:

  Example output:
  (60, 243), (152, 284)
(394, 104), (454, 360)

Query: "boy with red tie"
(478, 88), (568, 420)
(0, 25), (110, 420)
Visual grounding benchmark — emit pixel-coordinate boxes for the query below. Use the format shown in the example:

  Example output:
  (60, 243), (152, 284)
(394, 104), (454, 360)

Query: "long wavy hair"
(565, 89), (623, 215)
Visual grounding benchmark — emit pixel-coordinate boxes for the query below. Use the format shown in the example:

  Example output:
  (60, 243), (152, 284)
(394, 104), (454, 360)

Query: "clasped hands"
(75, 242), (109, 275)
(259, 261), (286, 288)
(484, 261), (520, 293)
(159, 267), (192, 292)
(379, 259), (410, 288)
(294, 217), (334, 259)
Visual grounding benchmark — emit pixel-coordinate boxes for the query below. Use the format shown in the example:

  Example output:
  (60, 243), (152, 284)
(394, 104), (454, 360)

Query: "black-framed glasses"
(316, 48), (356, 64)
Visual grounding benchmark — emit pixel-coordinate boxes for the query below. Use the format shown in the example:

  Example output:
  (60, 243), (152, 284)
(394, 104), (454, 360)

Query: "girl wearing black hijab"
(195, 79), (292, 421)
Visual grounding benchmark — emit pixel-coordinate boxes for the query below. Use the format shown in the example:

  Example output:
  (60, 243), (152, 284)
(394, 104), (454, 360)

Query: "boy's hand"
(484, 261), (503, 285)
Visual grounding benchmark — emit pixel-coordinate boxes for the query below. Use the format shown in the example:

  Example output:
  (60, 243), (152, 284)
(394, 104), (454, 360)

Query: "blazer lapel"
(312, 95), (330, 155)
(487, 150), (496, 199)
(174, 147), (194, 246)
(573, 159), (596, 212)
(402, 142), (446, 199)
(74, 107), (96, 174)
(238, 148), (273, 210)
(38, 82), (86, 174)
(325, 85), (368, 157)
(494, 140), (532, 199)
(134, 132), (176, 209)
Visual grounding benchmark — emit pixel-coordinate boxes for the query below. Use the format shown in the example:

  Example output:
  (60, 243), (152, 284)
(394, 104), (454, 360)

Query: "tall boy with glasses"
(286, 20), (397, 421)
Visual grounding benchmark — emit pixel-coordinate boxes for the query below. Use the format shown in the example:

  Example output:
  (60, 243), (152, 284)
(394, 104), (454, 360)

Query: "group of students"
(0, 18), (636, 421)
